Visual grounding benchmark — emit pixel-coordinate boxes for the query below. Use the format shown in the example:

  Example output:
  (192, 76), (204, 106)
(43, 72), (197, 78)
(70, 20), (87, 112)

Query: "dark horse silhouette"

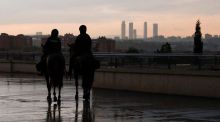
(69, 44), (96, 100)
(45, 53), (65, 104)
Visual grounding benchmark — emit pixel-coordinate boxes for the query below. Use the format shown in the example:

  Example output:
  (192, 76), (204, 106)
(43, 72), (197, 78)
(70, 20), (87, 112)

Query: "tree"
(194, 20), (203, 53)
(160, 42), (172, 53)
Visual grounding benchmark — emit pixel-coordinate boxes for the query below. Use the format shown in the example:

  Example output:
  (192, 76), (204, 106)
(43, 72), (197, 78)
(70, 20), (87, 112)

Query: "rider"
(70, 25), (93, 67)
(74, 25), (92, 58)
(37, 29), (61, 74)
(43, 29), (61, 55)
(70, 25), (93, 100)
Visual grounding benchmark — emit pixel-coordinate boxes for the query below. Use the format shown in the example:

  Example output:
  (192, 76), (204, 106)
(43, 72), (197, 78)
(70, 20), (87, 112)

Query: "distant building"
(16, 34), (32, 50)
(36, 32), (43, 36)
(153, 23), (158, 38)
(121, 21), (126, 40)
(93, 37), (116, 52)
(32, 32), (43, 48)
(133, 29), (137, 39)
(0, 33), (12, 50)
(32, 38), (41, 48)
(0, 33), (32, 51)
(214, 35), (219, 38)
(129, 22), (134, 40)
(205, 34), (212, 40)
(144, 22), (148, 41)
(114, 36), (120, 41)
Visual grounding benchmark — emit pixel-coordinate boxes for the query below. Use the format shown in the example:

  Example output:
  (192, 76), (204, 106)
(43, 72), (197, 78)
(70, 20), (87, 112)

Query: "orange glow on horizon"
(0, 15), (219, 38)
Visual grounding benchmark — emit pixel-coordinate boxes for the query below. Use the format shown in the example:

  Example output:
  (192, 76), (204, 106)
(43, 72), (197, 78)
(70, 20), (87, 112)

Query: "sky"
(0, 0), (220, 38)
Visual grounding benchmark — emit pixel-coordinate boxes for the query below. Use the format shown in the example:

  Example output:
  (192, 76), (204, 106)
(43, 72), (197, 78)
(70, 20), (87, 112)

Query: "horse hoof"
(54, 96), (57, 102)
(83, 95), (89, 101)
(83, 92), (90, 101)
(47, 96), (52, 102)
(75, 95), (78, 100)
(57, 99), (61, 106)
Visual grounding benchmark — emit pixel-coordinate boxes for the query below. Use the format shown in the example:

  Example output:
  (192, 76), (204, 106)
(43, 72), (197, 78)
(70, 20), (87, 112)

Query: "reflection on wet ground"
(94, 89), (220, 122)
(0, 75), (220, 122)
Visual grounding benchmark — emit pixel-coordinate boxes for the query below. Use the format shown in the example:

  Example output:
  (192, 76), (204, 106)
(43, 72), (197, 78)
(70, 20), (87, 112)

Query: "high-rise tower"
(153, 23), (158, 38)
(121, 21), (126, 40)
(129, 22), (134, 39)
(144, 22), (147, 41)
(133, 29), (137, 39)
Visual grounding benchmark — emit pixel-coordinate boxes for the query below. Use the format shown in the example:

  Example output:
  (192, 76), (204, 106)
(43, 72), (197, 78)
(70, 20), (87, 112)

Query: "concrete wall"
(0, 61), (11, 72)
(0, 60), (37, 74)
(94, 68), (220, 98)
(0, 61), (220, 98)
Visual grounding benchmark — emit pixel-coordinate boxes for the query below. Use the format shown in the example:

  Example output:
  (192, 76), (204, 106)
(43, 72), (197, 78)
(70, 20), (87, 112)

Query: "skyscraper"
(144, 22), (147, 41)
(129, 22), (134, 39)
(133, 29), (137, 39)
(121, 21), (126, 40)
(153, 23), (158, 38)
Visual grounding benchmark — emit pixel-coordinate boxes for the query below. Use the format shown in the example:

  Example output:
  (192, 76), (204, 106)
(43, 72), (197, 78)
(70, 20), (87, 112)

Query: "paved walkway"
(0, 75), (220, 122)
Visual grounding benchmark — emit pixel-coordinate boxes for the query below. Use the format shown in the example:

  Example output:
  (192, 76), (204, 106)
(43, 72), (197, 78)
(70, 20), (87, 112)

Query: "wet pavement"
(0, 75), (220, 122)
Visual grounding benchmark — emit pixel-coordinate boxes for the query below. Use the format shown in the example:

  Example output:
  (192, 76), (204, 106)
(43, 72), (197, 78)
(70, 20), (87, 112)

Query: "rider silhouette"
(43, 29), (61, 55)
(69, 25), (94, 100)
(69, 25), (93, 73)
(37, 29), (61, 74)
(74, 25), (92, 57)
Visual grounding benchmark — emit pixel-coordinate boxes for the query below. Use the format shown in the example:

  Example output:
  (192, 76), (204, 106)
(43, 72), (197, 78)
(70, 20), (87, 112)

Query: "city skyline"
(122, 21), (159, 40)
(0, 0), (220, 37)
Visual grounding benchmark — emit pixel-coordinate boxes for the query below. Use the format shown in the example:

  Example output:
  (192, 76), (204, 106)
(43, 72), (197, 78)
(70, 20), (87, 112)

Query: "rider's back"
(74, 33), (92, 56)
(43, 36), (61, 55)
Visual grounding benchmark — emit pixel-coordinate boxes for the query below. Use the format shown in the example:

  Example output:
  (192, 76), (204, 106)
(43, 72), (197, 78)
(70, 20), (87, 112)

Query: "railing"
(94, 53), (220, 70)
(0, 52), (220, 70)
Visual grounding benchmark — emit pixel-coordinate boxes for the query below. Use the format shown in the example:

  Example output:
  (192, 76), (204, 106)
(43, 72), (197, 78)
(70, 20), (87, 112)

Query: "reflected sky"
(0, 76), (220, 121)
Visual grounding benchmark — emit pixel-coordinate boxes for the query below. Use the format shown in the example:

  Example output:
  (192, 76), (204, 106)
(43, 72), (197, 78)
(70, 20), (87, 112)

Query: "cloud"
(0, 0), (219, 25)
(0, 0), (219, 37)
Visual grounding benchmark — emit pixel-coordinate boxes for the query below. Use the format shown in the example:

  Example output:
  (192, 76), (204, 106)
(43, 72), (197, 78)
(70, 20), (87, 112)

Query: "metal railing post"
(214, 56), (217, 66)
(10, 59), (13, 73)
(168, 56), (171, 70)
(198, 56), (201, 70)
(115, 56), (118, 68)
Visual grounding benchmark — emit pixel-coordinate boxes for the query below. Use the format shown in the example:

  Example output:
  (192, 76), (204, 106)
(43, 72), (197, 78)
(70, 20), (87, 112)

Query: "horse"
(69, 44), (97, 100)
(44, 53), (65, 105)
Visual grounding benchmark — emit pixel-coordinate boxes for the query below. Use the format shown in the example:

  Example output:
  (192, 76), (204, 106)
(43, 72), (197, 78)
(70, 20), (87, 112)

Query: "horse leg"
(46, 75), (52, 102)
(83, 88), (90, 101)
(87, 70), (95, 101)
(58, 85), (61, 106)
(82, 75), (90, 100)
(75, 73), (79, 100)
(53, 87), (57, 102)
(83, 71), (94, 101)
